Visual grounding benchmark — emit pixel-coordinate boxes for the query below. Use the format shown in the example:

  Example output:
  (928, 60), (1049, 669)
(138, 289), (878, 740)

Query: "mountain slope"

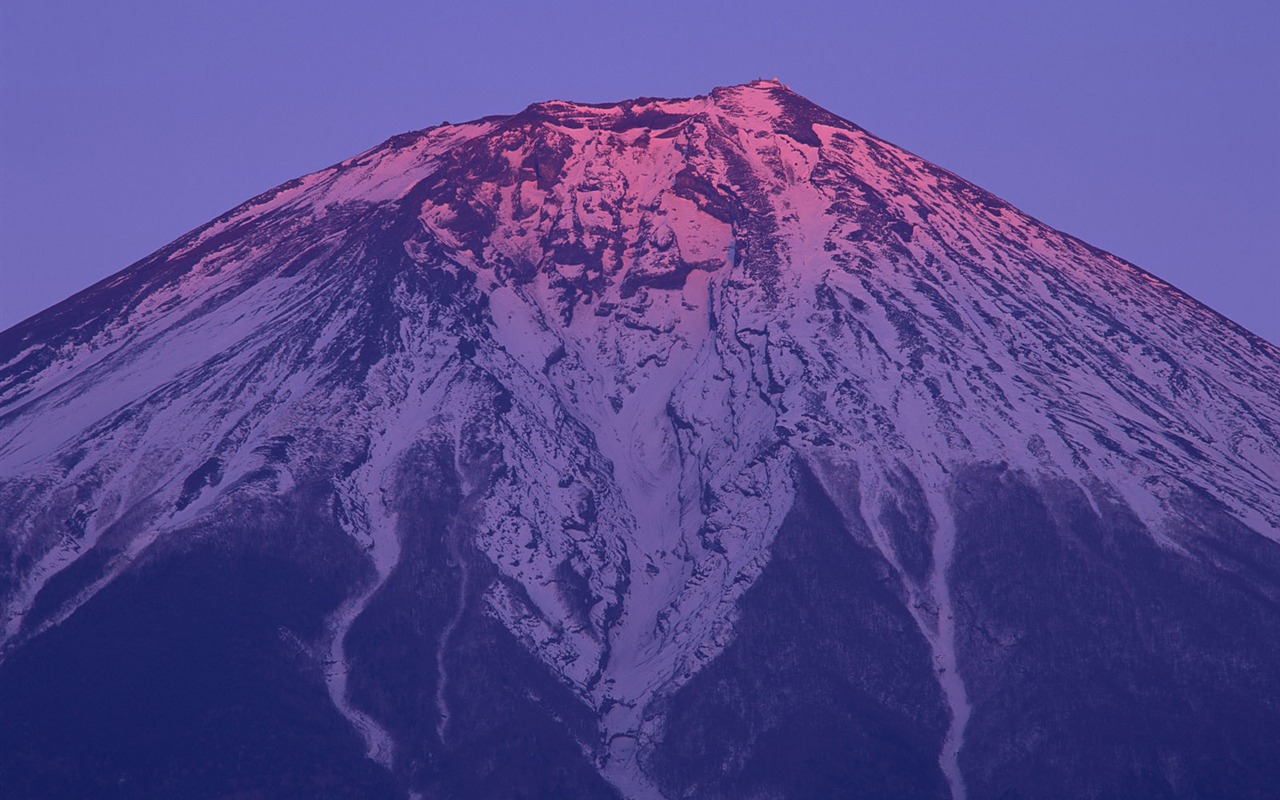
(2, 80), (1279, 799)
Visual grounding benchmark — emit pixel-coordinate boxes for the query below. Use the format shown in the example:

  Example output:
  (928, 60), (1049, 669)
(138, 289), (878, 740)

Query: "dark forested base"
(343, 439), (620, 799)
(0, 543), (396, 799)
(3, 463), (1279, 799)
(951, 466), (1280, 800)
(646, 465), (952, 800)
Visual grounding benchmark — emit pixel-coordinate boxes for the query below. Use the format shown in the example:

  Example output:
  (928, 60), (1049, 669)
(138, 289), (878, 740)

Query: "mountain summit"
(3, 81), (1279, 799)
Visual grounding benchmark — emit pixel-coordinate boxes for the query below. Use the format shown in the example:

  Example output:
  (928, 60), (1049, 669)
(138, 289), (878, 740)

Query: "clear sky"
(2, 1), (1277, 342)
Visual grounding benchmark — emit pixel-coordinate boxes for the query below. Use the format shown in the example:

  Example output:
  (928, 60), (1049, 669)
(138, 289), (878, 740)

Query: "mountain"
(2, 79), (1278, 799)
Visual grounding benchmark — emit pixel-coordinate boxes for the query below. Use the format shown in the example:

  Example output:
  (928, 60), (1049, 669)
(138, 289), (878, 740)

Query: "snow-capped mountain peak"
(3, 83), (1278, 799)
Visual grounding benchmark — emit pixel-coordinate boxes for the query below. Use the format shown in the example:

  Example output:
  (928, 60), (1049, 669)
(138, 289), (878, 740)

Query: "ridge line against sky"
(1, 1), (1277, 343)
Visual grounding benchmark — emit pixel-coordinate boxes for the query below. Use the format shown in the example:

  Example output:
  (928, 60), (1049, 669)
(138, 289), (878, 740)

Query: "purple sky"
(2, 1), (1277, 342)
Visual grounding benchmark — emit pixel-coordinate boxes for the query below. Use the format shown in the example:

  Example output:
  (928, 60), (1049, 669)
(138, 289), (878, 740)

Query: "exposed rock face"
(2, 79), (1278, 799)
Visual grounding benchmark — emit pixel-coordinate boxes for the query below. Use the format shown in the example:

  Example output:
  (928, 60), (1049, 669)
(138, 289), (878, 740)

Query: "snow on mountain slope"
(2, 80), (1279, 799)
